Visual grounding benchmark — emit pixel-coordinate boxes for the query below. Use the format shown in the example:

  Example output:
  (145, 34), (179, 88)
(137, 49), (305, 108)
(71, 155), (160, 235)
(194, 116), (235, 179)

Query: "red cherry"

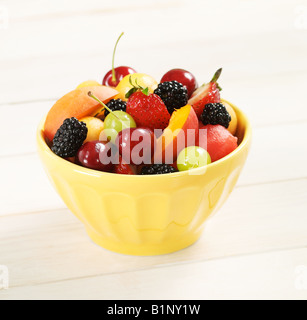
(116, 127), (156, 165)
(161, 68), (198, 98)
(102, 33), (136, 87)
(114, 155), (136, 175)
(103, 66), (136, 87)
(77, 140), (117, 172)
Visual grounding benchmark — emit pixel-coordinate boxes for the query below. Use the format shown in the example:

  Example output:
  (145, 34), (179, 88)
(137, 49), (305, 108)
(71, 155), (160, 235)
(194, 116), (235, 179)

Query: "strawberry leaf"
(211, 68), (222, 83)
(125, 87), (138, 99)
(142, 87), (149, 96)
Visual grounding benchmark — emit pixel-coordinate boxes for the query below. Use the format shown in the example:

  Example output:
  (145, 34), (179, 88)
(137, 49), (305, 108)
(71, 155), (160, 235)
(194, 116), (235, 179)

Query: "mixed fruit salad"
(43, 34), (238, 175)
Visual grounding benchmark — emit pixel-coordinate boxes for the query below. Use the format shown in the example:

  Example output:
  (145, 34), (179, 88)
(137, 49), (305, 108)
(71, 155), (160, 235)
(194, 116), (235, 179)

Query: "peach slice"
(76, 80), (101, 89)
(44, 86), (118, 142)
(154, 104), (199, 164)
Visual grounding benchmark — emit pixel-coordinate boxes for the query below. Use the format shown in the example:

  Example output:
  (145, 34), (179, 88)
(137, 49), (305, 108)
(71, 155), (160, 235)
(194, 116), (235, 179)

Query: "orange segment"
(160, 105), (192, 148)
(154, 105), (198, 163)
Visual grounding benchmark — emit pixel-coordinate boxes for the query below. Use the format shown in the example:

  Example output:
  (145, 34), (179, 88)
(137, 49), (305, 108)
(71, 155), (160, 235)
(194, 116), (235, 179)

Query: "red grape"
(116, 127), (156, 165)
(161, 68), (198, 98)
(77, 140), (117, 172)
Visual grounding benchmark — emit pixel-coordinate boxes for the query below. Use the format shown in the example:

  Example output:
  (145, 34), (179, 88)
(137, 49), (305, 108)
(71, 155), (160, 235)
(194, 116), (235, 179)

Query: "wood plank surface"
(1, 248), (306, 300)
(0, 0), (306, 300)
(0, 179), (306, 289)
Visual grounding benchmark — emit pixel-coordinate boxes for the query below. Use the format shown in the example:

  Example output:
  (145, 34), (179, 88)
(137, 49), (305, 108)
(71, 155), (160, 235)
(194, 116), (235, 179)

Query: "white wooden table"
(0, 0), (307, 300)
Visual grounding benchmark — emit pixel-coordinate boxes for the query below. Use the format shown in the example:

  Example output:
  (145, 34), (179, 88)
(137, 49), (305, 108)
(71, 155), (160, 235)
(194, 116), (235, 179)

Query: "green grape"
(104, 111), (136, 142)
(177, 146), (211, 172)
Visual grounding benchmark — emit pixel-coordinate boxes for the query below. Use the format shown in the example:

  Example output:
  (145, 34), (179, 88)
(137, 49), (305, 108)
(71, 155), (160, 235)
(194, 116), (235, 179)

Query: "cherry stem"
(88, 91), (120, 120)
(112, 32), (124, 83)
(210, 68), (222, 83)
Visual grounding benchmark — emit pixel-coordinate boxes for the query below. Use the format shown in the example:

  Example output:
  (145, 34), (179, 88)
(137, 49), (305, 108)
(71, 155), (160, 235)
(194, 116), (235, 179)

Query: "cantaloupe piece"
(222, 100), (238, 135)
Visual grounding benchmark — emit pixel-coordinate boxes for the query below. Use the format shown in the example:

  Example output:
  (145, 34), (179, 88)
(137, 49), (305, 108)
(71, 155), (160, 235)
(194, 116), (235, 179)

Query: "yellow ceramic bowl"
(37, 100), (251, 256)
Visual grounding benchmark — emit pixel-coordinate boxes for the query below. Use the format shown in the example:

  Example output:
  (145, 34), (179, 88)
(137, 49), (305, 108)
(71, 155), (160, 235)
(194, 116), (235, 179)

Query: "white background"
(0, 0), (307, 300)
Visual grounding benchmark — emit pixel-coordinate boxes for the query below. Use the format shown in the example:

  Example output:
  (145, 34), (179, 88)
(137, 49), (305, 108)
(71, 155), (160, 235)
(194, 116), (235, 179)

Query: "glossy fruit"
(200, 103), (231, 128)
(222, 100), (238, 135)
(102, 33), (136, 87)
(154, 81), (188, 114)
(103, 110), (136, 143)
(154, 104), (199, 164)
(177, 146), (211, 172)
(126, 92), (170, 131)
(103, 66), (137, 87)
(79, 116), (104, 143)
(115, 73), (158, 101)
(197, 124), (238, 162)
(104, 99), (126, 117)
(114, 155), (136, 175)
(116, 127), (156, 165)
(87, 91), (136, 143)
(77, 140), (117, 172)
(77, 80), (101, 89)
(140, 164), (177, 175)
(188, 68), (222, 118)
(44, 86), (118, 142)
(65, 157), (76, 163)
(161, 69), (198, 98)
(52, 117), (88, 158)
(37, 101), (252, 255)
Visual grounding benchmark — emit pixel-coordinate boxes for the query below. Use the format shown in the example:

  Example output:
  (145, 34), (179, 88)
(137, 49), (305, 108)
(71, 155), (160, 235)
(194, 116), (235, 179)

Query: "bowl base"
(86, 229), (202, 256)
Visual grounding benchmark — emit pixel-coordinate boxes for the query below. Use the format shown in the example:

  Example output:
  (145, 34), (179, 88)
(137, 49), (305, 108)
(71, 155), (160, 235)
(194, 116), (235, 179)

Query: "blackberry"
(105, 99), (126, 117)
(200, 103), (231, 128)
(51, 117), (88, 158)
(154, 81), (188, 114)
(140, 164), (177, 175)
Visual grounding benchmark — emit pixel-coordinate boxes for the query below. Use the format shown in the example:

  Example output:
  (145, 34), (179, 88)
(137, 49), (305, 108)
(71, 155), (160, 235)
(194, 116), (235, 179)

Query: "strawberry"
(126, 91), (170, 131)
(188, 68), (222, 118)
(114, 155), (136, 175)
